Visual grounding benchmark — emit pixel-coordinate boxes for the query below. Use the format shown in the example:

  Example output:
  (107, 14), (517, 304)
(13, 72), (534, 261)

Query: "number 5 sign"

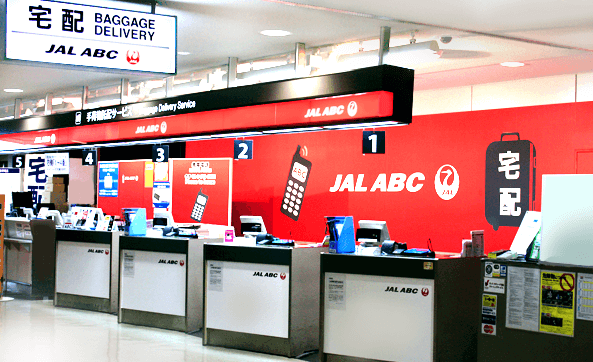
(234, 140), (253, 160)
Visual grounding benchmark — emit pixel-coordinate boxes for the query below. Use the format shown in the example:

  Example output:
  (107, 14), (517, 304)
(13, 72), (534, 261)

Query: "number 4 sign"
(82, 150), (97, 166)
(234, 140), (253, 160)
(362, 130), (385, 154)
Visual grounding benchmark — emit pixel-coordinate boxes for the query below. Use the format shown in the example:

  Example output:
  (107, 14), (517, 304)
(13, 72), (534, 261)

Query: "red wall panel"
(186, 101), (593, 253)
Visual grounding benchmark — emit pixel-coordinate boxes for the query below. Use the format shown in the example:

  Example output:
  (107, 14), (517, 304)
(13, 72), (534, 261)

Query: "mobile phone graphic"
(281, 145), (312, 221)
(190, 189), (208, 222)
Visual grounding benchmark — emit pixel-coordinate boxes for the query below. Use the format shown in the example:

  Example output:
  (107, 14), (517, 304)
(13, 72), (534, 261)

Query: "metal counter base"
(325, 354), (385, 362)
(205, 329), (292, 356)
(55, 293), (111, 313)
(120, 309), (187, 332)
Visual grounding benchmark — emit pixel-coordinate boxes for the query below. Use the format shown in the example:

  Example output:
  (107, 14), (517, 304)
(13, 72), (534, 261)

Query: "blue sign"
(153, 181), (171, 209)
(99, 162), (119, 197)
(0, 168), (20, 174)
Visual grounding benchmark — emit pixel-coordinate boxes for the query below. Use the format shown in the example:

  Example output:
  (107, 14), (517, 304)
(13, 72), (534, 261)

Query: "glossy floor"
(0, 299), (315, 362)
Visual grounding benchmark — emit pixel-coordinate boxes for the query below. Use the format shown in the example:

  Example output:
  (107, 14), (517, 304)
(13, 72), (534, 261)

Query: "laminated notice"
(506, 266), (539, 332)
(327, 275), (346, 310)
(577, 273), (593, 321)
(208, 261), (223, 292)
(123, 251), (135, 278)
(540, 270), (575, 337)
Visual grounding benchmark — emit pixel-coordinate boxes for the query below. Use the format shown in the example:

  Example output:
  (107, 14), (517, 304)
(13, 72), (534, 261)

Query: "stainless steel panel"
(205, 328), (291, 356)
(120, 309), (187, 332)
(55, 293), (110, 313)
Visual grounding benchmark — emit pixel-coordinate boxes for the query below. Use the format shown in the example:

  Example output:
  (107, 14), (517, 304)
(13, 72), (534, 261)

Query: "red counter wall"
(186, 101), (593, 253)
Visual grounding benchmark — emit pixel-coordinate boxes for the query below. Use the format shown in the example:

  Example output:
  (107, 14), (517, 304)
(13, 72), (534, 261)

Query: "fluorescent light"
(211, 131), (263, 138)
(263, 127), (324, 134)
(323, 121), (402, 130)
(178, 51), (191, 56)
(500, 62), (525, 67)
(260, 30), (291, 37)
(4, 88), (23, 93)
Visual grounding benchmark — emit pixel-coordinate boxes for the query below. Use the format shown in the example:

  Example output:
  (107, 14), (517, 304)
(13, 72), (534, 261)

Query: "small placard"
(152, 145), (169, 163)
(362, 130), (385, 154)
(13, 155), (24, 168)
(234, 140), (253, 160)
(82, 150), (97, 166)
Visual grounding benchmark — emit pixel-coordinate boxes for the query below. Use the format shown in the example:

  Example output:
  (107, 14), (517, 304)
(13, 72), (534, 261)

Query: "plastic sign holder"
(326, 216), (355, 254)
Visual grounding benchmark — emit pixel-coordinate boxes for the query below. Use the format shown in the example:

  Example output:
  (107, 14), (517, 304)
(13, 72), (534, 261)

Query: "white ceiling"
(1, 0), (592, 105)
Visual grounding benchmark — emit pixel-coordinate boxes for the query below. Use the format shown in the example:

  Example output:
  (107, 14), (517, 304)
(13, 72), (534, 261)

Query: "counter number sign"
(13, 155), (24, 168)
(82, 150), (97, 166)
(234, 140), (253, 160)
(152, 145), (169, 163)
(363, 130), (385, 154)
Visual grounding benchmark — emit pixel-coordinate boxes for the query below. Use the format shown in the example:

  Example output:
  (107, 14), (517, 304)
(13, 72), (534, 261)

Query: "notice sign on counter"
(123, 251), (135, 278)
(482, 294), (497, 335)
(208, 261), (223, 292)
(327, 275), (346, 310)
(540, 270), (575, 337)
(577, 273), (593, 321)
(506, 266), (540, 332)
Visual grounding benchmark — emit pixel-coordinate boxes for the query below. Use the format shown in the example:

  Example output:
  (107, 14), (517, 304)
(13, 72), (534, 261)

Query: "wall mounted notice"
(45, 153), (69, 175)
(540, 270), (575, 337)
(484, 278), (505, 294)
(327, 274), (346, 310)
(98, 162), (119, 197)
(482, 294), (497, 335)
(577, 273), (593, 321)
(6, 0), (177, 74)
(506, 266), (539, 332)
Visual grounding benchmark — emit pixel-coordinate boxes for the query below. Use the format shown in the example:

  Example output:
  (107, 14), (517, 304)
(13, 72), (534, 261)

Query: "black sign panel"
(82, 150), (97, 166)
(13, 155), (24, 168)
(485, 133), (536, 230)
(234, 140), (253, 160)
(362, 130), (385, 154)
(152, 145), (169, 163)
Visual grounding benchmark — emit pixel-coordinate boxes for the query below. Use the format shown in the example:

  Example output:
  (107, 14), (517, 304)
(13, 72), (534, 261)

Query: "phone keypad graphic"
(281, 146), (312, 221)
(191, 189), (208, 222)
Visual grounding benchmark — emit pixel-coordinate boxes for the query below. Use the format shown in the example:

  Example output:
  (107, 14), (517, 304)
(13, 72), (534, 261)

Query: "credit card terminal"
(281, 145), (312, 221)
(190, 189), (208, 222)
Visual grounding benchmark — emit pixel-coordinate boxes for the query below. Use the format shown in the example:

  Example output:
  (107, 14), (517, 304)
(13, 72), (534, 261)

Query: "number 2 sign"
(234, 140), (253, 160)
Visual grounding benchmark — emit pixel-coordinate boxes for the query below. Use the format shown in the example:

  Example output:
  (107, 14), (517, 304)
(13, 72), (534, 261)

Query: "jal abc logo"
(347, 101), (358, 117)
(421, 288), (430, 297)
(434, 164), (459, 200)
(126, 50), (140, 65)
(161, 121), (168, 134)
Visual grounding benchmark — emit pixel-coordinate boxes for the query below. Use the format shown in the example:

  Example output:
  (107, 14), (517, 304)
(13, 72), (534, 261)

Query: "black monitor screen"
(12, 191), (34, 209)
(241, 223), (262, 234)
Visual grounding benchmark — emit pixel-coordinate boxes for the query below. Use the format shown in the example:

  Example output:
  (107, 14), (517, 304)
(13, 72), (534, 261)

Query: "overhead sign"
(5, 0), (177, 74)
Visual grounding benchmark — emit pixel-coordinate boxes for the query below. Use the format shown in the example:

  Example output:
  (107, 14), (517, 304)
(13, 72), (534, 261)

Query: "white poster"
(208, 261), (223, 292)
(484, 278), (506, 294)
(123, 251), (135, 278)
(45, 153), (70, 175)
(327, 274), (346, 310)
(506, 266), (540, 332)
(577, 273), (593, 321)
(24, 154), (47, 204)
(6, 0), (177, 74)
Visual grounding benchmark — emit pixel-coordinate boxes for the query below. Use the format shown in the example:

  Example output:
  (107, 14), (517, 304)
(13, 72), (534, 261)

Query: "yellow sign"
(540, 270), (575, 336)
(144, 162), (154, 188)
(483, 294), (497, 307)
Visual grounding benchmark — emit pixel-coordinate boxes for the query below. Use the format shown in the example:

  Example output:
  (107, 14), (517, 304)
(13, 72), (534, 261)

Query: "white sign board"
(56, 241), (111, 299)
(45, 153), (69, 175)
(323, 273), (434, 362)
(6, 0), (177, 74)
(24, 154), (47, 204)
(120, 250), (186, 316)
(206, 261), (290, 338)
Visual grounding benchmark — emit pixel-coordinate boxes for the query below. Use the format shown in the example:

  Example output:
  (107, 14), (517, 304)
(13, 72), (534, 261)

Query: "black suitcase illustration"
(485, 132), (536, 230)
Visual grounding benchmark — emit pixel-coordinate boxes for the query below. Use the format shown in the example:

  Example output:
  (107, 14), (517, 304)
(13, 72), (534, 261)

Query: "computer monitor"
(357, 220), (390, 244)
(240, 215), (267, 236)
(12, 191), (34, 210)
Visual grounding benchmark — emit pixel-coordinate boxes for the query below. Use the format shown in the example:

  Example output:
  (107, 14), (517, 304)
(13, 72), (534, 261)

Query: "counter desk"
(54, 229), (120, 313)
(4, 218), (55, 298)
(203, 243), (326, 357)
(320, 253), (481, 362)
(118, 235), (222, 333)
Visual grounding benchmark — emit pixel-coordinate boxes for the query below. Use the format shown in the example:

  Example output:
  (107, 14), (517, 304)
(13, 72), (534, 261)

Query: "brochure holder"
(123, 208), (147, 237)
(325, 216), (355, 254)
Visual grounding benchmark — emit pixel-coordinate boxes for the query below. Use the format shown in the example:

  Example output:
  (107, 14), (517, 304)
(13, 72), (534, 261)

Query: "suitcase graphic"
(485, 133), (536, 230)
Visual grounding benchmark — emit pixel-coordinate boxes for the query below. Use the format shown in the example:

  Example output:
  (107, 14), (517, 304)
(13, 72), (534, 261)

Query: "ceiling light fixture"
(4, 88), (23, 93)
(178, 51), (191, 56)
(500, 62), (525, 68)
(260, 30), (292, 37)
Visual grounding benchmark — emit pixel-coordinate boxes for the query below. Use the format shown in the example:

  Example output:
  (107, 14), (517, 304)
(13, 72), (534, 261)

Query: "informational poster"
(577, 273), (593, 321)
(123, 251), (135, 278)
(24, 154), (47, 204)
(170, 159), (232, 224)
(540, 270), (575, 337)
(208, 261), (223, 292)
(327, 274), (347, 310)
(98, 162), (119, 197)
(484, 278), (505, 294)
(0, 195), (5, 295)
(482, 294), (497, 335)
(152, 182), (171, 209)
(506, 266), (540, 332)
(45, 153), (69, 175)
